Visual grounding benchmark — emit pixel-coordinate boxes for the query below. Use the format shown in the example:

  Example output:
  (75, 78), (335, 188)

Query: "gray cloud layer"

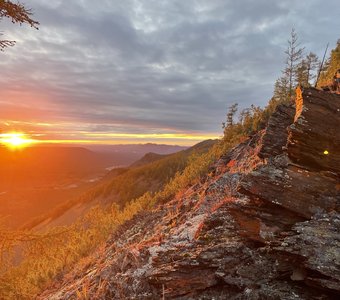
(0, 0), (339, 138)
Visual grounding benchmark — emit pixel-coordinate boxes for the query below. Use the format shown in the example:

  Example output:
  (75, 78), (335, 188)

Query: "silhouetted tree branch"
(0, 0), (39, 50)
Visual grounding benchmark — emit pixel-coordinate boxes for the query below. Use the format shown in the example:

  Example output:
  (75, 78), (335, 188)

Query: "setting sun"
(0, 132), (36, 150)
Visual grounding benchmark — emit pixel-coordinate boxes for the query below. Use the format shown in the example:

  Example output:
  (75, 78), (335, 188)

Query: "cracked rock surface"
(39, 89), (340, 300)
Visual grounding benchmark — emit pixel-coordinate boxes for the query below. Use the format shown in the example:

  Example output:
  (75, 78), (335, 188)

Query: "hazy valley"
(0, 144), (187, 229)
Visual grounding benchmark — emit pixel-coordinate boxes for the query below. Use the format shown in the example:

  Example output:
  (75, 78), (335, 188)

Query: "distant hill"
(130, 140), (214, 168)
(0, 143), (187, 229)
(130, 152), (167, 168)
(26, 140), (217, 230)
(0, 146), (136, 228)
(84, 143), (188, 154)
(102, 139), (217, 196)
(0, 146), (130, 185)
(0, 143), (189, 187)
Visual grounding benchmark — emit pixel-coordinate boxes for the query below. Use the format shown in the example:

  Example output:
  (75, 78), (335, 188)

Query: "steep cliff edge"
(39, 88), (340, 300)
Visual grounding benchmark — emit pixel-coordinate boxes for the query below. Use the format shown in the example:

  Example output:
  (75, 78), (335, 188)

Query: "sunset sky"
(0, 0), (339, 146)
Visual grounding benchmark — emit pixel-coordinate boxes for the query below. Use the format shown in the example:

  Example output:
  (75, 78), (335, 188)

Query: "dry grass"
(0, 141), (227, 299)
(210, 197), (235, 213)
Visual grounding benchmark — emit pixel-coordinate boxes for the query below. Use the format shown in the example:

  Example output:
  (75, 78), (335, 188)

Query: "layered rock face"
(40, 88), (340, 300)
(288, 87), (340, 173)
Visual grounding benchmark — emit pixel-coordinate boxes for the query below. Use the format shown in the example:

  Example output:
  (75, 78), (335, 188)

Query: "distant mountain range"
(0, 143), (187, 186)
(84, 143), (187, 154)
(22, 139), (217, 230)
(0, 143), (189, 229)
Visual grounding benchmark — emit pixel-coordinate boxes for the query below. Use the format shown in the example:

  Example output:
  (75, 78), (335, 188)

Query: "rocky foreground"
(40, 88), (340, 299)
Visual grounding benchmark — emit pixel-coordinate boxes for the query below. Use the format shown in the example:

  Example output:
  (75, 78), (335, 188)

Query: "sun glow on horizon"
(0, 132), (37, 150)
(0, 128), (219, 148)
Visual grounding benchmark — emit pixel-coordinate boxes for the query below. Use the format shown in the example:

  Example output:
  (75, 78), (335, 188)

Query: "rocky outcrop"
(258, 104), (295, 159)
(240, 155), (339, 218)
(241, 88), (340, 218)
(276, 212), (340, 292)
(39, 89), (340, 300)
(288, 87), (340, 174)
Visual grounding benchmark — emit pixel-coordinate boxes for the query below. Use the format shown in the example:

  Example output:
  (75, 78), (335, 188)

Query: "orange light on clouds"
(0, 118), (220, 147)
(35, 132), (219, 146)
(0, 132), (37, 150)
(83, 132), (216, 140)
(0, 131), (219, 147)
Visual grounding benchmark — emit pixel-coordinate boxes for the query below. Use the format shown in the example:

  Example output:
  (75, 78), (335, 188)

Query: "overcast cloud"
(0, 0), (339, 145)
